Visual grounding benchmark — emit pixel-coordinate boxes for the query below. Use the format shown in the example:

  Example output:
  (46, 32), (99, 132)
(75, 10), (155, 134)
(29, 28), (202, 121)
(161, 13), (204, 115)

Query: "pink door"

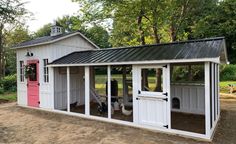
(27, 60), (39, 107)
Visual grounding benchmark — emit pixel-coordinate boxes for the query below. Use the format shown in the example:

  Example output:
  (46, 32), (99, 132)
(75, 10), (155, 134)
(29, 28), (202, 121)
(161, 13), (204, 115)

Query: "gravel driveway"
(0, 99), (235, 144)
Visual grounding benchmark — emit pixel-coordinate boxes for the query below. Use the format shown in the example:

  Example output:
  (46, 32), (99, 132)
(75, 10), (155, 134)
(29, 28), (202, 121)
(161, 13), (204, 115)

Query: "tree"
(4, 26), (31, 75)
(85, 25), (111, 48)
(0, 0), (29, 77)
(192, 0), (236, 63)
(33, 24), (51, 38)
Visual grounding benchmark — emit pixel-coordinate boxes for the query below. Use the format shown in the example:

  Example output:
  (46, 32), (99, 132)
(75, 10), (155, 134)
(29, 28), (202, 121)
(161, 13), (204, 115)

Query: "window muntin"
(43, 59), (49, 83)
(20, 61), (24, 82)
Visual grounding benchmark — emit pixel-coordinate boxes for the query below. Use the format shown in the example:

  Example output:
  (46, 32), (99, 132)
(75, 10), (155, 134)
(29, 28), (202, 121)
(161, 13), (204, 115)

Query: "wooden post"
(85, 66), (90, 116)
(67, 67), (70, 112)
(107, 65), (111, 119)
(205, 62), (211, 138)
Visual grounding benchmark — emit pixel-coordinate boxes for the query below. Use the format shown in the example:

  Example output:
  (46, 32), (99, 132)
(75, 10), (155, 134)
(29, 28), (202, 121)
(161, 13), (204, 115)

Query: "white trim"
(48, 58), (220, 67)
(107, 66), (111, 119)
(166, 64), (171, 129)
(12, 32), (99, 49)
(17, 105), (212, 141)
(204, 62), (210, 138)
(67, 67), (70, 112)
(211, 63), (215, 127)
(85, 66), (90, 116)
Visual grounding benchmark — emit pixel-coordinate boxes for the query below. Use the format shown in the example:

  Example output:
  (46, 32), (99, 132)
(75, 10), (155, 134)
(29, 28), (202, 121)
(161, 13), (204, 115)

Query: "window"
(172, 97), (180, 109)
(141, 68), (163, 92)
(20, 61), (24, 82)
(43, 59), (49, 82)
(29, 64), (37, 81)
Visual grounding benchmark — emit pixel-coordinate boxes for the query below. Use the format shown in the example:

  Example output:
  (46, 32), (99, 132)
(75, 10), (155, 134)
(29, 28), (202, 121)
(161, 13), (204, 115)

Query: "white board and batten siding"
(171, 84), (205, 115)
(16, 34), (96, 109)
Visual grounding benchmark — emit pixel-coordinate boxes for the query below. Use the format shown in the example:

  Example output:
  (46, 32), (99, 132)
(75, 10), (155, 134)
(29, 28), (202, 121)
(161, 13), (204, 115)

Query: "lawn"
(220, 81), (236, 93)
(0, 92), (17, 103)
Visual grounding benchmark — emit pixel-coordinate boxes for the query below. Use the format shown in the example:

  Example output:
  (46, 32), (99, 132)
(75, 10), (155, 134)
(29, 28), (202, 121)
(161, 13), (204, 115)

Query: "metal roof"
(12, 31), (99, 49)
(50, 37), (228, 66)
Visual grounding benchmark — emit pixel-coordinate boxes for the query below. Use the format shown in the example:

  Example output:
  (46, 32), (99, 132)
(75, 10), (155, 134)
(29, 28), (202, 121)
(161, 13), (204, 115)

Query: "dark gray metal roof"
(12, 32), (77, 49)
(50, 37), (228, 65)
(12, 30), (99, 49)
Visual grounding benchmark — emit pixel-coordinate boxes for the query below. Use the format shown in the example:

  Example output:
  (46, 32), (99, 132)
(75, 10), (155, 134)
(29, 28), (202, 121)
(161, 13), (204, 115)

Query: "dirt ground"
(0, 99), (236, 144)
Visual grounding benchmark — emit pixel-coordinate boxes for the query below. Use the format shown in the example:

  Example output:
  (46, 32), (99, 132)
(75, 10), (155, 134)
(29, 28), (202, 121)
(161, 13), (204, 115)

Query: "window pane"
(141, 68), (163, 92)
(29, 64), (37, 81)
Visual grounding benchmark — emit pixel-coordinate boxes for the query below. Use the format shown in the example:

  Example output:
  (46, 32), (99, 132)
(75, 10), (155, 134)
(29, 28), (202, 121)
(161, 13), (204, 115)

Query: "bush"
(0, 74), (17, 92)
(220, 64), (236, 81)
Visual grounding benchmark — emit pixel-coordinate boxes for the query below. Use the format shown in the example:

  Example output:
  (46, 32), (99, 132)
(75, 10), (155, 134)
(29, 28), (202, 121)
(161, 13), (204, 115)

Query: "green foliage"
(33, 24), (51, 37)
(0, 74), (17, 92)
(171, 65), (204, 82)
(220, 64), (236, 81)
(4, 26), (31, 75)
(192, 0), (236, 63)
(85, 25), (111, 48)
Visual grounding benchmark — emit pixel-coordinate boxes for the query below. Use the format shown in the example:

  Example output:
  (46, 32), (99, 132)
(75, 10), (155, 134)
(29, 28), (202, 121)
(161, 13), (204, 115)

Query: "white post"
(107, 65), (111, 119)
(67, 67), (70, 112)
(217, 64), (220, 118)
(211, 63), (215, 124)
(205, 62), (211, 138)
(50, 67), (54, 109)
(166, 64), (171, 129)
(85, 66), (90, 116)
(132, 65), (139, 123)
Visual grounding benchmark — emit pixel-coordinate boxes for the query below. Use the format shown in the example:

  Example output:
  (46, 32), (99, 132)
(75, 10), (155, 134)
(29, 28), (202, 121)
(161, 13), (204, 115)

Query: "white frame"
(137, 65), (167, 98)
(49, 61), (221, 141)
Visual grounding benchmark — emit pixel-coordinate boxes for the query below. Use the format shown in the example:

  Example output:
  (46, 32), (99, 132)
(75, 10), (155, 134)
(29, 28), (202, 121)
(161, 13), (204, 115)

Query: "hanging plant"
(24, 64), (34, 78)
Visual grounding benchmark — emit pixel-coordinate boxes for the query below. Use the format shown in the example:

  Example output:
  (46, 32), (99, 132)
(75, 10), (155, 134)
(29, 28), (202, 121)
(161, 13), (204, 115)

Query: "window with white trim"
(43, 59), (49, 83)
(20, 61), (24, 82)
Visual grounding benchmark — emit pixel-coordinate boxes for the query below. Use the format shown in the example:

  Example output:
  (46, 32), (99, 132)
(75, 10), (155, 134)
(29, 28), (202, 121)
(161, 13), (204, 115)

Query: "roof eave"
(48, 57), (220, 67)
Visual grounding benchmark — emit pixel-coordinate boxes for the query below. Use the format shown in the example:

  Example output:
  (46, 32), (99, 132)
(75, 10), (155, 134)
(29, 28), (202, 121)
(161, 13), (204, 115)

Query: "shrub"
(0, 74), (17, 92)
(220, 64), (236, 81)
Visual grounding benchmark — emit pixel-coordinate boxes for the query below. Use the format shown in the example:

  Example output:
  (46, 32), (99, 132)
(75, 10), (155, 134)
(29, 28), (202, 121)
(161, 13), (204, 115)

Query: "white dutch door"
(137, 65), (168, 128)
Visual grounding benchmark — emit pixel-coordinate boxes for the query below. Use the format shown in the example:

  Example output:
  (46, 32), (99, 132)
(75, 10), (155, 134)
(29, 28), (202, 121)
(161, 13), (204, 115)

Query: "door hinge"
(38, 83), (40, 86)
(163, 98), (168, 102)
(38, 101), (40, 104)
(163, 65), (167, 68)
(163, 125), (168, 129)
(138, 90), (141, 94)
(163, 92), (168, 96)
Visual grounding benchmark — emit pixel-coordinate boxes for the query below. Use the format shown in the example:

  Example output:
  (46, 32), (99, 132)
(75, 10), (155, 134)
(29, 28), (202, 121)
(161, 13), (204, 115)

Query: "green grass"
(0, 92), (17, 101)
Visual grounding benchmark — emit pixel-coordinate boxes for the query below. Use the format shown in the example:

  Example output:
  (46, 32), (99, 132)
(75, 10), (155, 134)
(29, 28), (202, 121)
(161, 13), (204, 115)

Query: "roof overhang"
(48, 57), (220, 67)
(12, 31), (99, 49)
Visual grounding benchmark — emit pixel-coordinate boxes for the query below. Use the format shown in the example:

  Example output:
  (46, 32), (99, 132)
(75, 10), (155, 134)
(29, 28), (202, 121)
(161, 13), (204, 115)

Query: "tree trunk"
(138, 9), (149, 89)
(152, 6), (160, 43)
(137, 9), (145, 45)
(170, 24), (177, 42)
